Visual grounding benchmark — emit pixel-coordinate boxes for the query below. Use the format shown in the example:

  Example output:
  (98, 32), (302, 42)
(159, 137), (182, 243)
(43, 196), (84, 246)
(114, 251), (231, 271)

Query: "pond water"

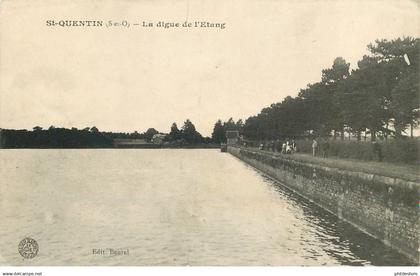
(0, 149), (414, 265)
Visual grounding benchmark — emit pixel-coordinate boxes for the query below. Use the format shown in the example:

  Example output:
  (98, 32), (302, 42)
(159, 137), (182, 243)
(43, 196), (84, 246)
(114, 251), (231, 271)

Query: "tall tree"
(223, 118), (237, 131)
(237, 37), (419, 142)
(321, 57), (350, 84)
(298, 82), (333, 137)
(211, 120), (226, 143)
(181, 119), (202, 144)
(391, 71), (420, 137)
(236, 119), (244, 134)
(321, 57), (350, 139)
(368, 37), (419, 137)
(90, 126), (99, 132)
(169, 122), (181, 141)
(340, 56), (390, 141)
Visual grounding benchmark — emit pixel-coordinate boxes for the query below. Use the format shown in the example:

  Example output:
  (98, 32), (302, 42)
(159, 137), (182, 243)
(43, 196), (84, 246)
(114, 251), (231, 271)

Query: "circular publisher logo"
(18, 237), (39, 259)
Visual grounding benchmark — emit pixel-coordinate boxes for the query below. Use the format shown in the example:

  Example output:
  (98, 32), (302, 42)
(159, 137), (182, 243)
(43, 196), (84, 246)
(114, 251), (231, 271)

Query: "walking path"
(243, 147), (420, 183)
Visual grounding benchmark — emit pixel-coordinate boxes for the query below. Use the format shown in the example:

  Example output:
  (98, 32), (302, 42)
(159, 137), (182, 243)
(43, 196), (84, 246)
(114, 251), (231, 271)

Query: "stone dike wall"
(228, 146), (419, 264)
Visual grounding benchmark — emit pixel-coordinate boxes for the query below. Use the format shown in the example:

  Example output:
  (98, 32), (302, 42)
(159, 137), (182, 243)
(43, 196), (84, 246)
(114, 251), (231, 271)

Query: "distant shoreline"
(0, 144), (220, 149)
(114, 144), (220, 149)
(0, 128), (218, 149)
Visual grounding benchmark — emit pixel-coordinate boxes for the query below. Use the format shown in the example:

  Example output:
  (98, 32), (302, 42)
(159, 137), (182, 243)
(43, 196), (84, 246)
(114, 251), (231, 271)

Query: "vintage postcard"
(0, 0), (419, 274)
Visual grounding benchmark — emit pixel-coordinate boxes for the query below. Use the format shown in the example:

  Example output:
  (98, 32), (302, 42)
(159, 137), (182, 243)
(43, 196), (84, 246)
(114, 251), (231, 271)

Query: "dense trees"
(211, 120), (225, 143)
(1, 118), (210, 148)
(169, 123), (181, 141)
(144, 128), (159, 142)
(211, 118), (244, 143)
(0, 127), (113, 148)
(180, 119), (204, 143)
(240, 37), (419, 142)
(164, 120), (207, 144)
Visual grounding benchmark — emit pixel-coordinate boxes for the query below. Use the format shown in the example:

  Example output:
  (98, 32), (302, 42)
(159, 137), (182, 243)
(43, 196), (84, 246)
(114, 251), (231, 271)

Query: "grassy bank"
(246, 138), (420, 164)
(240, 146), (420, 182)
(295, 139), (420, 164)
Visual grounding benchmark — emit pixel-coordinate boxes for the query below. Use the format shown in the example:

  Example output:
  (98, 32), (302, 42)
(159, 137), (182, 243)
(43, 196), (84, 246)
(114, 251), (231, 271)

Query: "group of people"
(251, 137), (384, 162)
(255, 137), (333, 158)
(259, 139), (297, 154)
(256, 137), (328, 157)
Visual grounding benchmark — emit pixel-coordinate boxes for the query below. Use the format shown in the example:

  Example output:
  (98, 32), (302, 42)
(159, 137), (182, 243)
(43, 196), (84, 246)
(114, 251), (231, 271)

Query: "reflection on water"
(0, 149), (414, 265)
(259, 174), (414, 266)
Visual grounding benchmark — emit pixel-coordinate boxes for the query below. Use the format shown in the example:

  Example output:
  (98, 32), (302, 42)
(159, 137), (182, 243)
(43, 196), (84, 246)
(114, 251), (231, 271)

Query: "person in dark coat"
(322, 139), (329, 158)
(372, 141), (382, 162)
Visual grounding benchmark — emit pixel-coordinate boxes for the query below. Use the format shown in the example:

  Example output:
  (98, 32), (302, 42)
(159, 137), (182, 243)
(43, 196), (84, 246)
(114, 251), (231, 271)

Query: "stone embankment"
(228, 146), (420, 264)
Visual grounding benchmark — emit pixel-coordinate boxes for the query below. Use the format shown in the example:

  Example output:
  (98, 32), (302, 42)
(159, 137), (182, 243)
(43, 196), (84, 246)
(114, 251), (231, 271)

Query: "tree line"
(0, 119), (212, 148)
(0, 126), (113, 148)
(211, 118), (244, 144)
(166, 119), (211, 144)
(212, 37), (419, 142)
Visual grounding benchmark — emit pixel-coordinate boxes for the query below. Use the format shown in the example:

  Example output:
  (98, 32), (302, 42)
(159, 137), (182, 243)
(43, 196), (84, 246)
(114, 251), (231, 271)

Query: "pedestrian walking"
(275, 139), (281, 152)
(282, 141), (286, 154)
(372, 141), (382, 162)
(291, 139), (297, 153)
(322, 139), (329, 158)
(286, 140), (292, 154)
(312, 139), (318, 156)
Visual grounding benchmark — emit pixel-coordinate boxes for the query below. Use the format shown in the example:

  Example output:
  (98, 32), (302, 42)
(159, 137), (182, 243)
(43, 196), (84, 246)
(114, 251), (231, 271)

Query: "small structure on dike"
(226, 130), (239, 145)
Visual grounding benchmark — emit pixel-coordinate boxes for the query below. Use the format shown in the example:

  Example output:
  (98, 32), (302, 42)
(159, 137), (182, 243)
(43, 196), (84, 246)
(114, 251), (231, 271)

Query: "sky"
(0, 0), (419, 136)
